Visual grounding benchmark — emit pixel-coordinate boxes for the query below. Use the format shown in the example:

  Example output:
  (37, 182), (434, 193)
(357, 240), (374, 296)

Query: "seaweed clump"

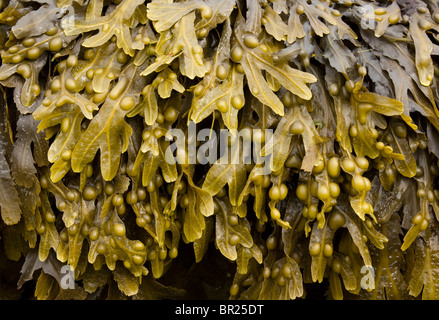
(1, 0), (439, 300)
